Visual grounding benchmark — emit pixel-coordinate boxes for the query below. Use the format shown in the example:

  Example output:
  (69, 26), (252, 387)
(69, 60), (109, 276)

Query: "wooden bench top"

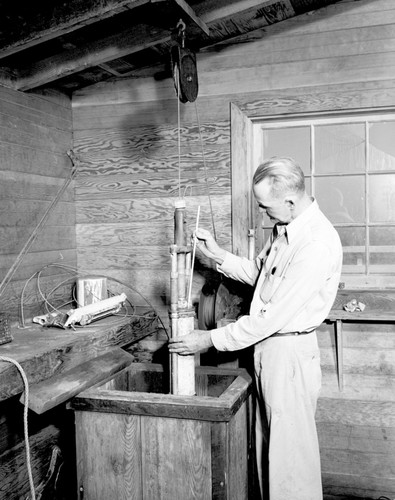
(0, 310), (159, 402)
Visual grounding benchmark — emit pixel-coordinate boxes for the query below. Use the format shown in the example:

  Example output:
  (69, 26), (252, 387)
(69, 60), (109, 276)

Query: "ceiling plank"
(0, 0), (151, 59)
(8, 24), (173, 91)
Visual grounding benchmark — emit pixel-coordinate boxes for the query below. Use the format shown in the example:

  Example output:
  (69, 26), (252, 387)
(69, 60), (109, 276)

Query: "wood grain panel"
(0, 143), (71, 177)
(73, 147), (230, 179)
(318, 421), (395, 451)
(75, 194), (230, 225)
(73, 121), (230, 154)
(0, 91), (71, 130)
(228, 401), (248, 499)
(0, 171), (74, 202)
(322, 471), (395, 500)
(0, 200), (74, 227)
(0, 226), (76, 254)
(76, 218), (231, 248)
(75, 171), (230, 200)
(75, 411), (142, 500)
(141, 415), (212, 499)
(0, 249), (77, 282)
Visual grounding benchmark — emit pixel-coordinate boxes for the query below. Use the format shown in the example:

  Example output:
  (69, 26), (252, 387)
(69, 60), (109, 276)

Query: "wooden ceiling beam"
(152, 0), (210, 36)
(0, 0), (151, 59)
(4, 0), (210, 91)
(9, 24), (173, 91)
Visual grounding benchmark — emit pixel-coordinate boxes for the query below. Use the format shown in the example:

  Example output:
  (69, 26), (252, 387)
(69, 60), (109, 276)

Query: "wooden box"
(70, 363), (253, 500)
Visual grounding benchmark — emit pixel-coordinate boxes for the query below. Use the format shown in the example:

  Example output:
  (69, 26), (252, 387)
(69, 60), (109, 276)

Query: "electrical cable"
(0, 356), (36, 500)
(19, 264), (169, 338)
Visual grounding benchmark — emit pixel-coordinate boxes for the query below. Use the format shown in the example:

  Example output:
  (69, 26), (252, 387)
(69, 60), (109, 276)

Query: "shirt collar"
(276, 198), (319, 244)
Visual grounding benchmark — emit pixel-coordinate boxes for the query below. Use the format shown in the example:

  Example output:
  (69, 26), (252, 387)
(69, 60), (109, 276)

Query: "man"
(169, 156), (343, 500)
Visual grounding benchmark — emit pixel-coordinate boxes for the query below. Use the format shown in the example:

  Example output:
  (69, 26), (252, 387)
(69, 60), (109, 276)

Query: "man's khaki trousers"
(254, 332), (322, 500)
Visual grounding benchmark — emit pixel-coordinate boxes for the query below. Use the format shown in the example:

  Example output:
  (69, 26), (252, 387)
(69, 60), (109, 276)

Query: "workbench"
(0, 310), (159, 403)
(326, 289), (395, 391)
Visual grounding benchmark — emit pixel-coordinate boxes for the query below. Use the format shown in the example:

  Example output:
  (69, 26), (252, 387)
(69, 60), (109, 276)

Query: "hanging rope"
(194, 101), (217, 241)
(175, 64), (182, 199)
(0, 356), (36, 500)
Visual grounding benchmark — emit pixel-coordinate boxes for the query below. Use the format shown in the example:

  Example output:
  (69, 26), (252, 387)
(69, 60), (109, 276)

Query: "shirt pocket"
(259, 272), (283, 304)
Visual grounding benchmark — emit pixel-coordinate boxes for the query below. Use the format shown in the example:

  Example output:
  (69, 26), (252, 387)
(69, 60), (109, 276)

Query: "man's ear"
(285, 196), (296, 209)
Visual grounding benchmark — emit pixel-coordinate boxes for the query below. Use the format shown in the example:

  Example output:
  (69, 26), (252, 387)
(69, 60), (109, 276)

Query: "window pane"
(369, 226), (395, 273)
(369, 121), (395, 171)
(336, 226), (366, 273)
(262, 127), (310, 174)
(369, 174), (395, 222)
(315, 123), (365, 174)
(315, 176), (365, 223)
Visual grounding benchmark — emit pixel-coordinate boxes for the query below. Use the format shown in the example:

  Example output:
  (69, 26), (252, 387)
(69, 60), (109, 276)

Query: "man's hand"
(194, 228), (227, 265)
(168, 330), (213, 356)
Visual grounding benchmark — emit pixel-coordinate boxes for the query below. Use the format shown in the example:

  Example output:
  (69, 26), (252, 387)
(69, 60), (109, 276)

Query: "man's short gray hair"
(253, 157), (305, 198)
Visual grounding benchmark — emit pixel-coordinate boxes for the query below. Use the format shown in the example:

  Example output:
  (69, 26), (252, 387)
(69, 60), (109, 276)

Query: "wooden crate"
(70, 363), (253, 500)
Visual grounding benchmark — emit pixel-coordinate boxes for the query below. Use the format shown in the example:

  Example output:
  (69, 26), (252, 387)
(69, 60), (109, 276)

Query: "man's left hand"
(168, 330), (213, 356)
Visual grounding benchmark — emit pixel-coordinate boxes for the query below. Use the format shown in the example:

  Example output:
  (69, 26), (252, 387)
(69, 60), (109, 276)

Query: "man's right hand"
(194, 228), (227, 265)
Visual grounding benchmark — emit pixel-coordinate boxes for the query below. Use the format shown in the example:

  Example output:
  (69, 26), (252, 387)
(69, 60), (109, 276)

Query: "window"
(253, 113), (395, 286)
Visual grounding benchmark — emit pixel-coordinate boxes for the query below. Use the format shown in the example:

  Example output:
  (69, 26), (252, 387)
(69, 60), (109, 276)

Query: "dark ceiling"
(0, 0), (343, 95)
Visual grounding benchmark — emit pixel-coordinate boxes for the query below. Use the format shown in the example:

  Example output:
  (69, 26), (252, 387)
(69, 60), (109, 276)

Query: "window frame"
(245, 111), (395, 289)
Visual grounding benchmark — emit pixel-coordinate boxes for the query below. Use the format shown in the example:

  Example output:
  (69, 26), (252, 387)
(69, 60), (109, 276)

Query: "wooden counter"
(0, 310), (159, 402)
(326, 289), (395, 391)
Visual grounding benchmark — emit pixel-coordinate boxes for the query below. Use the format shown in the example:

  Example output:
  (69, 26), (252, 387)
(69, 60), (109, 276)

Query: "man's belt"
(271, 330), (314, 337)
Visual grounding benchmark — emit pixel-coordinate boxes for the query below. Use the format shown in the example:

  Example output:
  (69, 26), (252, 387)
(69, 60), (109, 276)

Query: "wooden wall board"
(75, 194), (231, 225)
(322, 472), (395, 500)
(0, 172), (74, 202)
(0, 90), (72, 130)
(318, 421), (395, 454)
(73, 122), (230, 154)
(0, 226), (76, 254)
(75, 171), (230, 200)
(76, 218), (231, 248)
(0, 144), (72, 178)
(0, 114), (71, 152)
(0, 249), (77, 282)
(0, 200), (75, 227)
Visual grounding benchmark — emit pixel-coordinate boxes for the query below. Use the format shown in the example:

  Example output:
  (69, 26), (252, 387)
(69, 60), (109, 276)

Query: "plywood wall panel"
(75, 194), (230, 225)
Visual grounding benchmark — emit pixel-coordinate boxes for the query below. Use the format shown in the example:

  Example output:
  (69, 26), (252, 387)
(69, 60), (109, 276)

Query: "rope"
(0, 356), (35, 500)
(194, 100), (217, 240)
(175, 63), (182, 199)
(187, 206), (200, 307)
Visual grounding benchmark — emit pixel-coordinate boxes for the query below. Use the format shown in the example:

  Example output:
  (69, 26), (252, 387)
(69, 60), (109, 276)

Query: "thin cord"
(187, 206), (200, 307)
(194, 100), (217, 240)
(175, 63), (182, 200)
(0, 356), (35, 500)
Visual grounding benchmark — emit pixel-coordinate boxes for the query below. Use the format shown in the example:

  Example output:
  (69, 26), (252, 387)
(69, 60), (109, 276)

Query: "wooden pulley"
(198, 280), (252, 330)
(171, 44), (198, 103)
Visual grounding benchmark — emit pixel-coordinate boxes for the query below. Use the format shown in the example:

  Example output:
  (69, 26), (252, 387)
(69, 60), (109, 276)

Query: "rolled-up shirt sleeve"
(211, 241), (337, 351)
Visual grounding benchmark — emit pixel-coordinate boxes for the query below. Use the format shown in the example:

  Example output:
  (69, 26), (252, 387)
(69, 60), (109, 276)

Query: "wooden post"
(170, 199), (195, 395)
